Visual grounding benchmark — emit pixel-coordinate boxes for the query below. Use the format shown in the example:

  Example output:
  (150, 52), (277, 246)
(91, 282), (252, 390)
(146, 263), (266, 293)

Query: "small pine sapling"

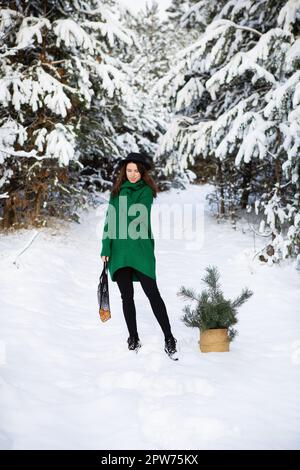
(177, 266), (253, 341)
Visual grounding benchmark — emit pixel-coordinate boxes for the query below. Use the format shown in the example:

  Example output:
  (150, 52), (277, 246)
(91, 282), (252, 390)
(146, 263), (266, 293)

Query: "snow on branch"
(0, 146), (37, 159)
(0, 8), (23, 42)
(176, 77), (206, 111)
(82, 57), (133, 100)
(285, 38), (300, 71)
(0, 120), (31, 163)
(16, 16), (51, 49)
(152, 18), (264, 104)
(0, 66), (75, 117)
(53, 19), (96, 53)
(31, 123), (76, 166)
(44, 123), (76, 166)
(233, 114), (275, 165)
(264, 70), (300, 120)
(82, 16), (135, 48)
(192, 93), (260, 160)
(277, 0), (300, 32)
(206, 52), (276, 100)
(156, 116), (194, 164)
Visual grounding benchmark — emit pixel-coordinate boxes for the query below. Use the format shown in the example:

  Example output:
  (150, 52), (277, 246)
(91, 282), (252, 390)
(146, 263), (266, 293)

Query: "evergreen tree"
(151, 0), (200, 188)
(0, 0), (136, 226)
(116, 1), (176, 189)
(165, 0), (189, 26)
(178, 265), (253, 341)
(155, 0), (300, 262)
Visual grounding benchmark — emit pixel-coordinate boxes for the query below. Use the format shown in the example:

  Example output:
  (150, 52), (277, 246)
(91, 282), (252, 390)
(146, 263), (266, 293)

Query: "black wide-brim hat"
(117, 152), (153, 171)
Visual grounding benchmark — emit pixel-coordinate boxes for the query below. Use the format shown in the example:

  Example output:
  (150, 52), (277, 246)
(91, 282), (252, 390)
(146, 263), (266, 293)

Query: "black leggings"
(114, 267), (173, 340)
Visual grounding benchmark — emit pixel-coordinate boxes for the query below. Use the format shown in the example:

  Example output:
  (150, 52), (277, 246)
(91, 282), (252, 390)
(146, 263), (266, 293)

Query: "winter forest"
(1, 0), (300, 452)
(1, 0), (299, 264)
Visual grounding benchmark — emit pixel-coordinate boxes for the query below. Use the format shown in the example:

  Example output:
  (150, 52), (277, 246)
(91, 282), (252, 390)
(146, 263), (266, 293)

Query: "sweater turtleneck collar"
(121, 178), (146, 191)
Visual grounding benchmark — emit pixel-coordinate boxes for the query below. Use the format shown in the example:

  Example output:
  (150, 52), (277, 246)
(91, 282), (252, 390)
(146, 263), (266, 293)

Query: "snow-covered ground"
(0, 183), (299, 450)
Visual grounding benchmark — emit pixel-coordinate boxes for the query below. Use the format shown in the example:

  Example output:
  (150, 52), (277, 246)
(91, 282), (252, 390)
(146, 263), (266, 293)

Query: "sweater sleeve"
(100, 193), (113, 257)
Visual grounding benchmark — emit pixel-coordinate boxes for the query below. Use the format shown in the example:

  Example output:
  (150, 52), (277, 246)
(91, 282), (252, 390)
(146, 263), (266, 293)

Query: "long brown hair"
(111, 161), (158, 198)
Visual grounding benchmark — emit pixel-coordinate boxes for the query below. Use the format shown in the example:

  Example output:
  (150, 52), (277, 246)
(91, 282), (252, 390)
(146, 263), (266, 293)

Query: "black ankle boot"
(164, 334), (178, 360)
(127, 334), (141, 351)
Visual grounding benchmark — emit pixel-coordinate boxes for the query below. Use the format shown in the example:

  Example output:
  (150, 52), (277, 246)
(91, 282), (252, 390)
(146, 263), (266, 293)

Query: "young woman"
(100, 152), (178, 360)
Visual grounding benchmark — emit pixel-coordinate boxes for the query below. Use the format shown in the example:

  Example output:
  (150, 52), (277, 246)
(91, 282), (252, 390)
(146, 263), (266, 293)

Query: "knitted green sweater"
(100, 178), (156, 282)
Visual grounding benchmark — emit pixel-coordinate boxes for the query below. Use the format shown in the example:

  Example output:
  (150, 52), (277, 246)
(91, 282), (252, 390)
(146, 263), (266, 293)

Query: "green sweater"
(100, 178), (156, 282)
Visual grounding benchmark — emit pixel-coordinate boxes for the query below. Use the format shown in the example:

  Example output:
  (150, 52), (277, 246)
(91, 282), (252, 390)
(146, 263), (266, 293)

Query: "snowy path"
(0, 183), (299, 450)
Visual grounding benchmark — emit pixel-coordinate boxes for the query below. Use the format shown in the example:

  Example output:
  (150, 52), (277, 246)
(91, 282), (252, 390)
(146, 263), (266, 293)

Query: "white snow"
(0, 183), (299, 450)
(53, 19), (96, 53)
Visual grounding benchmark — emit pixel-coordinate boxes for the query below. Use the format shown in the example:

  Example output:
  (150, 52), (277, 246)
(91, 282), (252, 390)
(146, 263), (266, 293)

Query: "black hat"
(118, 152), (153, 171)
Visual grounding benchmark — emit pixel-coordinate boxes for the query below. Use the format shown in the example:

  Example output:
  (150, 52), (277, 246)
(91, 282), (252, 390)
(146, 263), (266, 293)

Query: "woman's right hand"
(101, 256), (110, 262)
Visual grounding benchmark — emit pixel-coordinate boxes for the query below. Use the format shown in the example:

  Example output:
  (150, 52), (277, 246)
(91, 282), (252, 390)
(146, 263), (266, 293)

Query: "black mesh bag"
(97, 261), (111, 322)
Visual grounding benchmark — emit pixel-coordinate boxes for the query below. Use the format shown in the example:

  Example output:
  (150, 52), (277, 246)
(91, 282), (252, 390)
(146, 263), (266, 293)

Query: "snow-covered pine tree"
(147, 0), (200, 188)
(115, 1), (179, 190)
(105, 1), (165, 174)
(73, 0), (141, 196)
(0, 0), (136, 227)
(133, 1), (170, 87)
(165, 0), (190, 30)
(154, 0), (300, 263)
(166, 0), (200, 31)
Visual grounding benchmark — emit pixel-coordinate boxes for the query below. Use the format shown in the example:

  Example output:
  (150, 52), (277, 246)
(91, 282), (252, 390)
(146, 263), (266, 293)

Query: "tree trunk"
(241, 161), (253, 209)
(217, 161), (225, 216)
(2, 194), (17, 229)
(33, 185), (44, 221)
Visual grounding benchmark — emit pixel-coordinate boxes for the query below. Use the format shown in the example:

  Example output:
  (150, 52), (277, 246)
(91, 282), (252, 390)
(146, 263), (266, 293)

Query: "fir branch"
(177, 285), (199, 302)
(216, 19), (263, 37)
(201, 265), (221, 291)
(231, 288), (253, 309)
